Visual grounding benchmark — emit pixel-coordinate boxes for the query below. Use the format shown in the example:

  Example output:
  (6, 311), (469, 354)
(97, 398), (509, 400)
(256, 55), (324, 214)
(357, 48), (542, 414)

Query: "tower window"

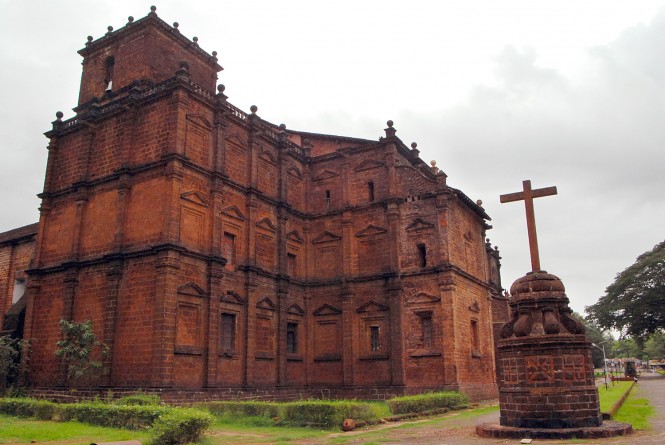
(417, 243), (427, 268)
(325, 190), (331, 209)
(370, 325), (381, 351)
(104, 56), (115, 91)
(368, 181), (375, 202)
(287, 322), (298, 353)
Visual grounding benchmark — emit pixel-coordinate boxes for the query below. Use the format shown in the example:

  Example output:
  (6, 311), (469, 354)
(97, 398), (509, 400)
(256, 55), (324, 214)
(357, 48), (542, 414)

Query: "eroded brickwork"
(0, 224), (37, 335)
(8, 9), (507, 400)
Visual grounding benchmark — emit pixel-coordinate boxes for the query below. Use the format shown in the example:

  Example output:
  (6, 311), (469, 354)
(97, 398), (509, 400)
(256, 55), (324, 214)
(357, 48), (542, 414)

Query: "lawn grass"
(612, 382), (656, 431)
(597, 380), (633, 413)
(0, 414), (151, 444)
(614, 396), (654, 430)
(0, 383), (653, 445)
(199, 417), (330, 444)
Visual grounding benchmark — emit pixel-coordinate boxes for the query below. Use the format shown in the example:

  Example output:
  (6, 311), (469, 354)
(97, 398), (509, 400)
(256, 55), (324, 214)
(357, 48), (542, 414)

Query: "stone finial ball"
(411, 142), (417, 149)
(217, 84), (225, 93)
(386, 120), (394, 128)
(107, 26), (114, 33)
(87, 36), (93, 42)
(212, 51), (217, 57)
(476, 199), (483, 206)
(250, 105), (258, 113)
(150, 5), (157, 12)
(173, 22), (179, 29)
(128, 16), (134, 23)
(279, 123), (286, 130)
(193, 36), (199, 43)
(56, 111), (64, 120)
(430, 160), (436, 167)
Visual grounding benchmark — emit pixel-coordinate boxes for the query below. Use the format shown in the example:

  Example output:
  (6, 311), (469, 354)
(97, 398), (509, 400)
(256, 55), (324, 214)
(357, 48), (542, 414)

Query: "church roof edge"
(0, 222), (38, 245)
(450, 187), (491, 221)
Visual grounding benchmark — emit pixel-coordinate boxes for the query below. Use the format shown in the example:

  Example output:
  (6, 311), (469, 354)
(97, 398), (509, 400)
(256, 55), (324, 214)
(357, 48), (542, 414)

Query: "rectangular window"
(12, 278), (26, 304)
(370, 325), (381, 352)
(325, 190), (331, 209)
(422, 314), (433, 348)
(223, 232), (236, 266)
(417, 243), (427, 267)
(221, 313), (236, 352)
(287, 322), (298, 353)
(287, 253), (296, 276)
(471, 319), (480, 355)
(368, 181), (375, 202)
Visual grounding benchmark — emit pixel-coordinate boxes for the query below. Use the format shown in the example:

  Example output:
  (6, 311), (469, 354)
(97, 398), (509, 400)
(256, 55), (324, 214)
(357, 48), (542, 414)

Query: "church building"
(0, 7), (505, 401)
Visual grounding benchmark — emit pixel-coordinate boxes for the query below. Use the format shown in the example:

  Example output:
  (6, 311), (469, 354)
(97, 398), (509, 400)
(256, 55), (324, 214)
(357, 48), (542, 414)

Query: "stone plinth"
(497, 334), (601, 428)
(477, 271), (631, 438)
(498, 271), (601, 428)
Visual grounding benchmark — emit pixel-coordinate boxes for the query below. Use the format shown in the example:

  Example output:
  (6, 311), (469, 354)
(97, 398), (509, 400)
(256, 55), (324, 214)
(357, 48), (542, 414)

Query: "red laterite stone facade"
(1, 9), (508, 401)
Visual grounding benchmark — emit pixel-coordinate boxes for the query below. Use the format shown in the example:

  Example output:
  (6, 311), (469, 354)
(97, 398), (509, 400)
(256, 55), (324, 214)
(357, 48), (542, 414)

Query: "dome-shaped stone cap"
(510, 271), (566, 296)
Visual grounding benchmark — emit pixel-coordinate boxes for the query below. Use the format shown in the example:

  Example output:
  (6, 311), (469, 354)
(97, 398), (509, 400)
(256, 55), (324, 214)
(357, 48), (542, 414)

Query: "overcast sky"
(1, 0), (664, 316)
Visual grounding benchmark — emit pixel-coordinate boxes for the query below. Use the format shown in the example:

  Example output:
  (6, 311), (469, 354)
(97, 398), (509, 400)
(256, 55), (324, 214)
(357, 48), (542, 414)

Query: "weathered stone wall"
(0, 224), (36, 331)
(14, 9), (504, 401)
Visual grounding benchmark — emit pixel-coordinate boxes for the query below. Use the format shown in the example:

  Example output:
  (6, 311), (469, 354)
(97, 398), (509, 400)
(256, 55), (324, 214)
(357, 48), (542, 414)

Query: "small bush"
(387, 391), (468, 415)
(150, 408), (213, 445)
(281, 400), (379, 429)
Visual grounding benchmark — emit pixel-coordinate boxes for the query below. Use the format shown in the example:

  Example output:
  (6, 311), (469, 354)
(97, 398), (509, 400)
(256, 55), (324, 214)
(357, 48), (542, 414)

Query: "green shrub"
(199, 401), (280, 418)
(281, 400), (378, 429)
(0, 397), (57, 420)
(150, 408), (213, 445)
(55, 319), (109, 386)
(58, 402), (168, 430)
(0, 397), (210, 444)
(387, 391), (468, 415)
(115, 393), (162, 406)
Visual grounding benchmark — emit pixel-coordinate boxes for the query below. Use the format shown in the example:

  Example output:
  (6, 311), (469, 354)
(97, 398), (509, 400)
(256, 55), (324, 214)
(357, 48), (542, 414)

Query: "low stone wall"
(27, 385), (465, 404)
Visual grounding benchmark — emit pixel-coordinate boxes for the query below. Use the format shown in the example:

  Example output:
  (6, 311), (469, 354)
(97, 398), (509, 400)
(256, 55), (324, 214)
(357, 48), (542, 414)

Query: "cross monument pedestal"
(476, 180), (632, 439)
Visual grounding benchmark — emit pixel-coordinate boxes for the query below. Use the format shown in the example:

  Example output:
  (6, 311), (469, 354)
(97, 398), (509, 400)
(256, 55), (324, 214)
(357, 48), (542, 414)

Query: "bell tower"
(76, 5), (221, 107)
(24, 6), (225, 389)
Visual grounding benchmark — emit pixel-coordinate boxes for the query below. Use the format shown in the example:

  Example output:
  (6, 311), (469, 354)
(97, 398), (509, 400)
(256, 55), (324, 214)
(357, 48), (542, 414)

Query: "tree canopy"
(586, 240), (665, 343)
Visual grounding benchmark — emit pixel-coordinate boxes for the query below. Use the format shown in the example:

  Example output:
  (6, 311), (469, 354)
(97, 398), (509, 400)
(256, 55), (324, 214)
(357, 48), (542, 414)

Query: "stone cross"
(500, 180), (557, 272)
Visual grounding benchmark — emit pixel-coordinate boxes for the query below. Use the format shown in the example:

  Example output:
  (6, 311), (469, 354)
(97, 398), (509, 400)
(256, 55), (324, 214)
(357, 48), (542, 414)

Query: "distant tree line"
(585, 240), (665, 365)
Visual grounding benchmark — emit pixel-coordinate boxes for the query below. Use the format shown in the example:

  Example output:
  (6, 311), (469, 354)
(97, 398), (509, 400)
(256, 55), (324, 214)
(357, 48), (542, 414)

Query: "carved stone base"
(476, 421), (633, 439)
